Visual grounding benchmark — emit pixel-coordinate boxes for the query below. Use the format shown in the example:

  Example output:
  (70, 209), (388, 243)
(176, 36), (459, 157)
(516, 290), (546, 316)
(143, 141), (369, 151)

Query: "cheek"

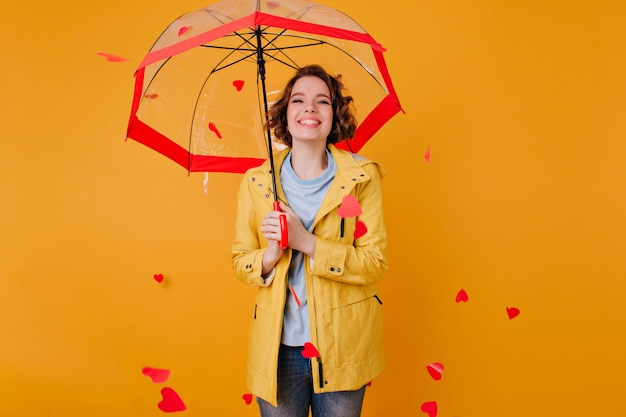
(286, 118), (296, 132)
(326, 112), (335, 130)
(285, 109), (296, 131)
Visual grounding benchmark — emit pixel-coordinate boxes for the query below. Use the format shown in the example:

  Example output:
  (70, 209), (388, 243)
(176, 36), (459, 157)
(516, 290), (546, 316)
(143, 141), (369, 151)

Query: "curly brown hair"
(267, 65), (357, 148)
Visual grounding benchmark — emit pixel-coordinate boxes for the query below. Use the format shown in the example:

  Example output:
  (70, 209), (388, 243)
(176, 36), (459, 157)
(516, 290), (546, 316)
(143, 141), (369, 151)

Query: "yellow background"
(2, 0), (625, 416)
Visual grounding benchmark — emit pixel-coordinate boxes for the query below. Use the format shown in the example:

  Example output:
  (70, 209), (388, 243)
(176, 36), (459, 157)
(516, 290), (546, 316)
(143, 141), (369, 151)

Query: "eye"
(318, 99), (331, 105)
(290, 98), (303, 103)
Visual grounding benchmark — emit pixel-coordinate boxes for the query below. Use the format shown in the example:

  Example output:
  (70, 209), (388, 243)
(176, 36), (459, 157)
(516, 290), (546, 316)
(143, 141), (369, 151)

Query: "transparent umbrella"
(126, 0), (404, 245)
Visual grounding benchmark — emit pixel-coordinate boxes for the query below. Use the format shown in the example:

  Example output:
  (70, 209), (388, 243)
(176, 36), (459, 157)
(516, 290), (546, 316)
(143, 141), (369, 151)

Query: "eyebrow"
(290, 92), (331, 100)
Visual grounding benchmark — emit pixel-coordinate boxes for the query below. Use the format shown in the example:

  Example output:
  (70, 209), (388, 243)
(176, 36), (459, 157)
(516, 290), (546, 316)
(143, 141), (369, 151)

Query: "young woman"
(232, 64), (388, 417)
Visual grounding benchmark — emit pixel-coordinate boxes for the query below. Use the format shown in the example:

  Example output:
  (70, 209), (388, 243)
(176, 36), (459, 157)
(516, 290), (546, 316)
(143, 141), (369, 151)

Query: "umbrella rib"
(258, 33), (384, 91)
(172, 24), (387, 165)
(186, 34), (261, 159)
(214, 51), (258, 72)
(198, 30), (260, 72)
(197, 29), (385, 90)
(200, 44), (256, 52)
(257, 29), (307, 71)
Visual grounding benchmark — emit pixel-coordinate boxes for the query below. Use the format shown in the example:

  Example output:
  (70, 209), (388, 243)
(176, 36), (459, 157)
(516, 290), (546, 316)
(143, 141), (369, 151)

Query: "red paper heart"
(337, 195), (362, 218)
(96, 51), (129, 62)
(424, 145), (431, 163)
(426, 362), (444, 380)
(142, 366), (170, 383)
(289, 284), (301, 308)
(455, 289), (468, 303)
(144, 93), (159, 99)
(178, 26), (191, 36)
(208, 122), (222, 139)
(507, 307), (520, 319)
(242, 393), (253, 405)
(233, 80), (245, 91)
(158, 387), (186, 413)
(421, 401), (438, 417)
(354, 220), (367, 240)
(154, 274), (164, 283)
(301, 342), (320, 359)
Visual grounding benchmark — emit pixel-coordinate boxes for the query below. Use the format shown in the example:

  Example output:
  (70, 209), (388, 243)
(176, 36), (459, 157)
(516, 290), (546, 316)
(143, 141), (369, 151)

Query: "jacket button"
(329, 267), (335, 272)
(264, 194), (270, 199)
(336, 267), (342, 273)
(258, 183), (263, 188)
(250, 177), (256, 182)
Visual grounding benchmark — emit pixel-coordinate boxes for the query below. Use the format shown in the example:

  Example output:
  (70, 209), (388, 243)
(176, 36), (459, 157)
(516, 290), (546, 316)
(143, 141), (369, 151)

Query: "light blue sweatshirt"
(280, 149), (336, 346)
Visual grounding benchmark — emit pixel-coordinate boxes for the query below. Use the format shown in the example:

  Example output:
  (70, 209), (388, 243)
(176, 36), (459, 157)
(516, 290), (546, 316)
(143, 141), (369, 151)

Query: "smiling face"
(286, 76), (334, 145)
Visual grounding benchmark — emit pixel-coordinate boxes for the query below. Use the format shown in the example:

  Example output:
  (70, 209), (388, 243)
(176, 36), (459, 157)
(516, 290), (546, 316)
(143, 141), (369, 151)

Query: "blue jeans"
(257, 344), (366, 417)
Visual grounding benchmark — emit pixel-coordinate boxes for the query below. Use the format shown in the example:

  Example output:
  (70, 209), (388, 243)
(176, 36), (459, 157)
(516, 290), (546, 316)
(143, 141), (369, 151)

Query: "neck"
(290, 142), (329, 180)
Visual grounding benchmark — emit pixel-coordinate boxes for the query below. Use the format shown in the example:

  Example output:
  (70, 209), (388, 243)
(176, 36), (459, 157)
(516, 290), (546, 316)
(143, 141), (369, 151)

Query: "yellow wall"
(2, 0), (626, 416)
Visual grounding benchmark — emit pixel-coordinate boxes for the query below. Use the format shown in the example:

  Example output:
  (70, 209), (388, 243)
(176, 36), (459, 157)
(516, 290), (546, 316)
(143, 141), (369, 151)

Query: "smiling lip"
(298, 118), (321, 126)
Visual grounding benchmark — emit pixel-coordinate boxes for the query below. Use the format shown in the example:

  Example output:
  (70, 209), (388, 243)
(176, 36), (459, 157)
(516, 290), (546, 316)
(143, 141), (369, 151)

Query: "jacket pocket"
(332, 295), (384, 367)
(248, 303), (275, 376)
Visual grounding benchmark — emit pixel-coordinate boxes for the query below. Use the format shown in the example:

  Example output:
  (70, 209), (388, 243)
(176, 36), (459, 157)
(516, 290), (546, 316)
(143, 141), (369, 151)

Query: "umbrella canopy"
(126, 0), (403, 174)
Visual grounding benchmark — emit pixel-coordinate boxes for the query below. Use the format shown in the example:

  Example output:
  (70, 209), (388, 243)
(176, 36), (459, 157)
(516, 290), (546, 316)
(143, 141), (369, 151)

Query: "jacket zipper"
(317, 357), (324, 388)
(308, 254), (325, 390)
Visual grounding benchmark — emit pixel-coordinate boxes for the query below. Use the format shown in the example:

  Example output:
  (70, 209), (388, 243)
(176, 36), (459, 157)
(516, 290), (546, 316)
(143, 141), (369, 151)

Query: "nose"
(305, 102), (316, 112)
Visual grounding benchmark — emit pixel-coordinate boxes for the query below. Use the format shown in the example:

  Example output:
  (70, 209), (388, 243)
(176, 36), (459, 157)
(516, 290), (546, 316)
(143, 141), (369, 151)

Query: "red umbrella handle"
(274, 201), (288, 249)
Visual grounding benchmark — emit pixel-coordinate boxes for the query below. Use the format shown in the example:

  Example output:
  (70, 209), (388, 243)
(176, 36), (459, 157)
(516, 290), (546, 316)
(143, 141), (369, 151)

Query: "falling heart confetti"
(178, 26), (191, 36)
(289, 284), (301, 308)
(142, 367), (170, 383)
(424, 145), (431, 163)
(158, 387), (186, 413)
(507, 307), (520, 319)
(242, 393), (253, 405)
(96, 51), (129, 62)
(267, 1), (280, 8)
(154, 274), (164, 283)
(301, 342), (320, 359)
(337, 195), (362, 218)
(421, 401), (438, 417)
(367, 381), (372, 387)
(144, 93), (159, 99)
(426, 362), (444, 380)
(233, 80), (245, 91)
(455, 289), (469, 303)
(354, 220), (367, 240)
(208, 122), (222, 139)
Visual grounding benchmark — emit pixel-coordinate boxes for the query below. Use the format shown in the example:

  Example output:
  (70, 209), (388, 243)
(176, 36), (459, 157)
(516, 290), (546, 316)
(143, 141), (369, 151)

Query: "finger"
(265, 211), (283, 223)
(262, 219), (284, 232)
(278, 202), (292, 214)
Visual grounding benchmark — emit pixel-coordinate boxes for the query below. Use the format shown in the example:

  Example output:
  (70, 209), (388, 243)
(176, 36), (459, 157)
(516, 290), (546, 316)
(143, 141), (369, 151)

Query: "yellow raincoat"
(232, 144), (388, 406)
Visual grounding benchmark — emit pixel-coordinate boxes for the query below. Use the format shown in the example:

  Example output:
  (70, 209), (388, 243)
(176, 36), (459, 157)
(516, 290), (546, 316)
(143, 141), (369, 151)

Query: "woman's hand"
(278, 203), (316, 258)
(261, 209), (286, 275)
(261, 203), (317, 275)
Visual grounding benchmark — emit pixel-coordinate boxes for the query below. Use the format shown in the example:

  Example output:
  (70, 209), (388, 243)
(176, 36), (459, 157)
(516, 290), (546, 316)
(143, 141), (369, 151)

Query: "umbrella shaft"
(256, 26), (278, 203)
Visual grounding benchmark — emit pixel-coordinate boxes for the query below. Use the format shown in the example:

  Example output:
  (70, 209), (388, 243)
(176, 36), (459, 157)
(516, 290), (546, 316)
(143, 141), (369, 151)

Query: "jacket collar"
(251, 143), (378, 213)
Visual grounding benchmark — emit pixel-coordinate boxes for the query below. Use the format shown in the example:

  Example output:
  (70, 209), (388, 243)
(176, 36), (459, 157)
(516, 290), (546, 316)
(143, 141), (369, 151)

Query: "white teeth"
(299, 120), (319, 125)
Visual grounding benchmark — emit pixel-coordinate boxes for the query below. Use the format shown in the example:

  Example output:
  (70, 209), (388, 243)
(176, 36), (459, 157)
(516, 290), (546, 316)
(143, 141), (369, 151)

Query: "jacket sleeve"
(231, 174), (267, 287)
(310, 162), (389, 285)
